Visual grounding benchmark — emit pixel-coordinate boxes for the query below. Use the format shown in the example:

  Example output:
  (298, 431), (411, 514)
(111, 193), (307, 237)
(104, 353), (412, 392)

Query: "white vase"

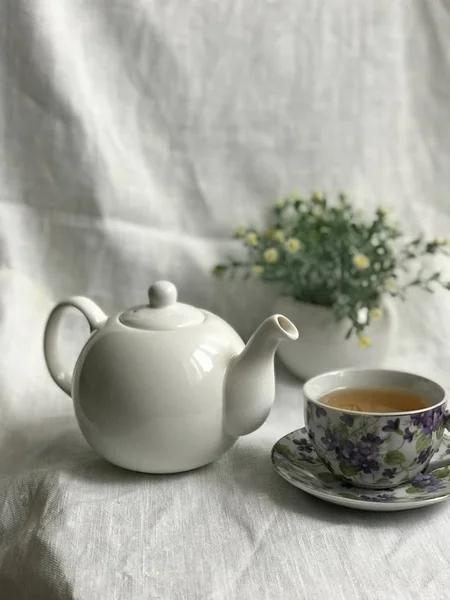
(274, 295), (397, 381)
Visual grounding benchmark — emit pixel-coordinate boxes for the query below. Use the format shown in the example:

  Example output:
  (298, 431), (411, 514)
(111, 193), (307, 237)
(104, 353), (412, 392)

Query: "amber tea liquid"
(319, 387), (427, 413)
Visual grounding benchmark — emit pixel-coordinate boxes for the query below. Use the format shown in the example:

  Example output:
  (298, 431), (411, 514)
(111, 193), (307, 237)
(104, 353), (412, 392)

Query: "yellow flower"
(251, 265), (264, 277)
(378, 206), (389, 217)
(312, 191), (323, 201)
(264, 247), (279, 263)
(358, 335), (371, 349)
(275, 198), (286, 209)
(233, 225), (246, 238)
(285, 238), (302, 253)
(370, 307), (382, 321)
(352, 253), (370, 270)
(245, 232), (258, 247)
(384, 277), (397, 292)
(436, 237), (450, 247)
(272, 230), (285, 244)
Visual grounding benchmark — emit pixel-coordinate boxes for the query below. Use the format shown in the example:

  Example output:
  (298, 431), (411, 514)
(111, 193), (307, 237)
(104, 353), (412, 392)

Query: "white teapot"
(43, 281), (298, 473)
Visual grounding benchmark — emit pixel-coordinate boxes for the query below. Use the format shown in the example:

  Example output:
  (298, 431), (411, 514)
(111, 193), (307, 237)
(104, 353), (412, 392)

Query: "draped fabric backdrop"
(1, 1), (450, 599)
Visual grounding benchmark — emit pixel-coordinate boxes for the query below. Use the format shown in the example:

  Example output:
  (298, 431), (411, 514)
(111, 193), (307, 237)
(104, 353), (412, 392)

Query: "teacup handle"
(43, 297), (107, 397)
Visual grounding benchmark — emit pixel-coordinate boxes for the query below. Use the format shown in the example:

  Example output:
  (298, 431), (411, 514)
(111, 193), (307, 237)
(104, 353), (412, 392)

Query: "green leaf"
(396, 428), (404, 436)
(338, 492), (359, 499)
(212, 265), (227, 277)
(275, 443), (291, 458)
(339, 463), (358, 477)
(416, 434), (432, 453)
(333, 423), (349, 440)
(317, 472), (337, 484)
(385, 451), (406, 465)
(405, 487), (423, 494)
(375, 478), (390, 484)
(432, 467), (450, 479)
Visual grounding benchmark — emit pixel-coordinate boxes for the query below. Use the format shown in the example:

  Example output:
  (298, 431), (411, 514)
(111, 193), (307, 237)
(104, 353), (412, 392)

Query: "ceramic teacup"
(303, 368), (449, 489)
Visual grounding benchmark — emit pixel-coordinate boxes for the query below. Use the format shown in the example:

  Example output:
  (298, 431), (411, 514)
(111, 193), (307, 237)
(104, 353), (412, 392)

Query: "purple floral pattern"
(315, 406), (327, 418)
(333, 434), (383, 475)
(321, 429), (339, 451)
(382, 419), (400, 432)
(403, 428), (414, 443)
(359, 493), (395, 502)
(305, 399), (446, 489)
(293, 438), (314, 453)
(410, 473), (445, 492)
(416, 447), (434, 465)
(411, 406), (445, 437)
(272, 428), (450, 509)
(340, 414), (354, 427)
(382, 468), (397, 479)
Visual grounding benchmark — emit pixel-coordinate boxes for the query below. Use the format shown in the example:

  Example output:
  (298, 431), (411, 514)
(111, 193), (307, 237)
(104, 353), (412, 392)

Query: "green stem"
(349, 419), (371, 441)
(393, 438), (406, 453)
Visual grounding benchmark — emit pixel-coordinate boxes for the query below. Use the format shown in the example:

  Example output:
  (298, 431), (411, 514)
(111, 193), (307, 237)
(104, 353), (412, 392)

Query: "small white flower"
(285, 238), (302, 253)
(272, 230), (285, 244)
(370, 307), (382, 320)
(245, 232), (258, 247)
(264, 248), (279, 263)
(384, 278), (397, 292)
(358, 335), (371, 349)
(352, 254), (370, 270)
(233, 225), (246, 238)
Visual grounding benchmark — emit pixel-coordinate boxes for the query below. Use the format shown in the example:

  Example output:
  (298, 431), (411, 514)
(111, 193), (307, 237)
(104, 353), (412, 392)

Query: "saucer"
(271, 427), (450, 511)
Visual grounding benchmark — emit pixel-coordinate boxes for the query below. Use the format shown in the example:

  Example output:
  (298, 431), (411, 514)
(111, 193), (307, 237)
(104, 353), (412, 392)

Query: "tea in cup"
(303, 369), (448, 489)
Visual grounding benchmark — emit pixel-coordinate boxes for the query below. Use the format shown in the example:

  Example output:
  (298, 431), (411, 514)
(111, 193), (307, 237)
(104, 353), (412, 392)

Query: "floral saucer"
(271, 428), (450, 511)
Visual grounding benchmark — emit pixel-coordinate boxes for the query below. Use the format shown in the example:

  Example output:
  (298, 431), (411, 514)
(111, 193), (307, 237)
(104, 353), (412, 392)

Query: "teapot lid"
(119, 281), (205, 331)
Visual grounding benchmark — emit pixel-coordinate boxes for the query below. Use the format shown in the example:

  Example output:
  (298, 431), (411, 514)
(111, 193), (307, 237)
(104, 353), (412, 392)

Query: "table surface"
(1, 336), (450, 600)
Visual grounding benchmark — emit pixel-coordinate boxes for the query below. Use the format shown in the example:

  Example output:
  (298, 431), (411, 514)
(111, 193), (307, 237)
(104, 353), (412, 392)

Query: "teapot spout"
(224, 315), (298, 437)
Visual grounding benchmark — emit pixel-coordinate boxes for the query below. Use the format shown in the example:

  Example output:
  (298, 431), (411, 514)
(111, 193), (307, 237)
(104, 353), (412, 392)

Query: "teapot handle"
(43, 296), (107, 397)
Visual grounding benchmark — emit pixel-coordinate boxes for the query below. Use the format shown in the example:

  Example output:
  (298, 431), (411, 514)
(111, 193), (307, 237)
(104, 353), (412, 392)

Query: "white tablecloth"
(2, 1), (450, 598)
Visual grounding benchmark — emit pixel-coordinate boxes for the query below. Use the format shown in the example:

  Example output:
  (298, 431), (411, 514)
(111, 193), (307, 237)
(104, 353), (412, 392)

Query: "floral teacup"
(303, 369), (448, 489)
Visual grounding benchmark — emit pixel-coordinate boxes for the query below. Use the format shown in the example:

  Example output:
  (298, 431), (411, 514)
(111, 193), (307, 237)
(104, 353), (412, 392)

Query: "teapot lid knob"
(148, 281), (178, 308)
(119, 280), (204, 330)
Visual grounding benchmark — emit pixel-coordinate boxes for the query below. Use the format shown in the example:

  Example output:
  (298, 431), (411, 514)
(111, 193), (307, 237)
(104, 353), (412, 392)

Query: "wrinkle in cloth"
(2, 1), (450, 599)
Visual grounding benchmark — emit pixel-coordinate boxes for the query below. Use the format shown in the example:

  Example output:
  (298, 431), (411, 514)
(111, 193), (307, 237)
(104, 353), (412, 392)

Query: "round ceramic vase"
(274, 295), (397, 380)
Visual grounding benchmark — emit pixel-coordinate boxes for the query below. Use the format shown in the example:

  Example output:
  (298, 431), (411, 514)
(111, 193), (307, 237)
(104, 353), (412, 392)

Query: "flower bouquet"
(214, 192), (450, 346)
